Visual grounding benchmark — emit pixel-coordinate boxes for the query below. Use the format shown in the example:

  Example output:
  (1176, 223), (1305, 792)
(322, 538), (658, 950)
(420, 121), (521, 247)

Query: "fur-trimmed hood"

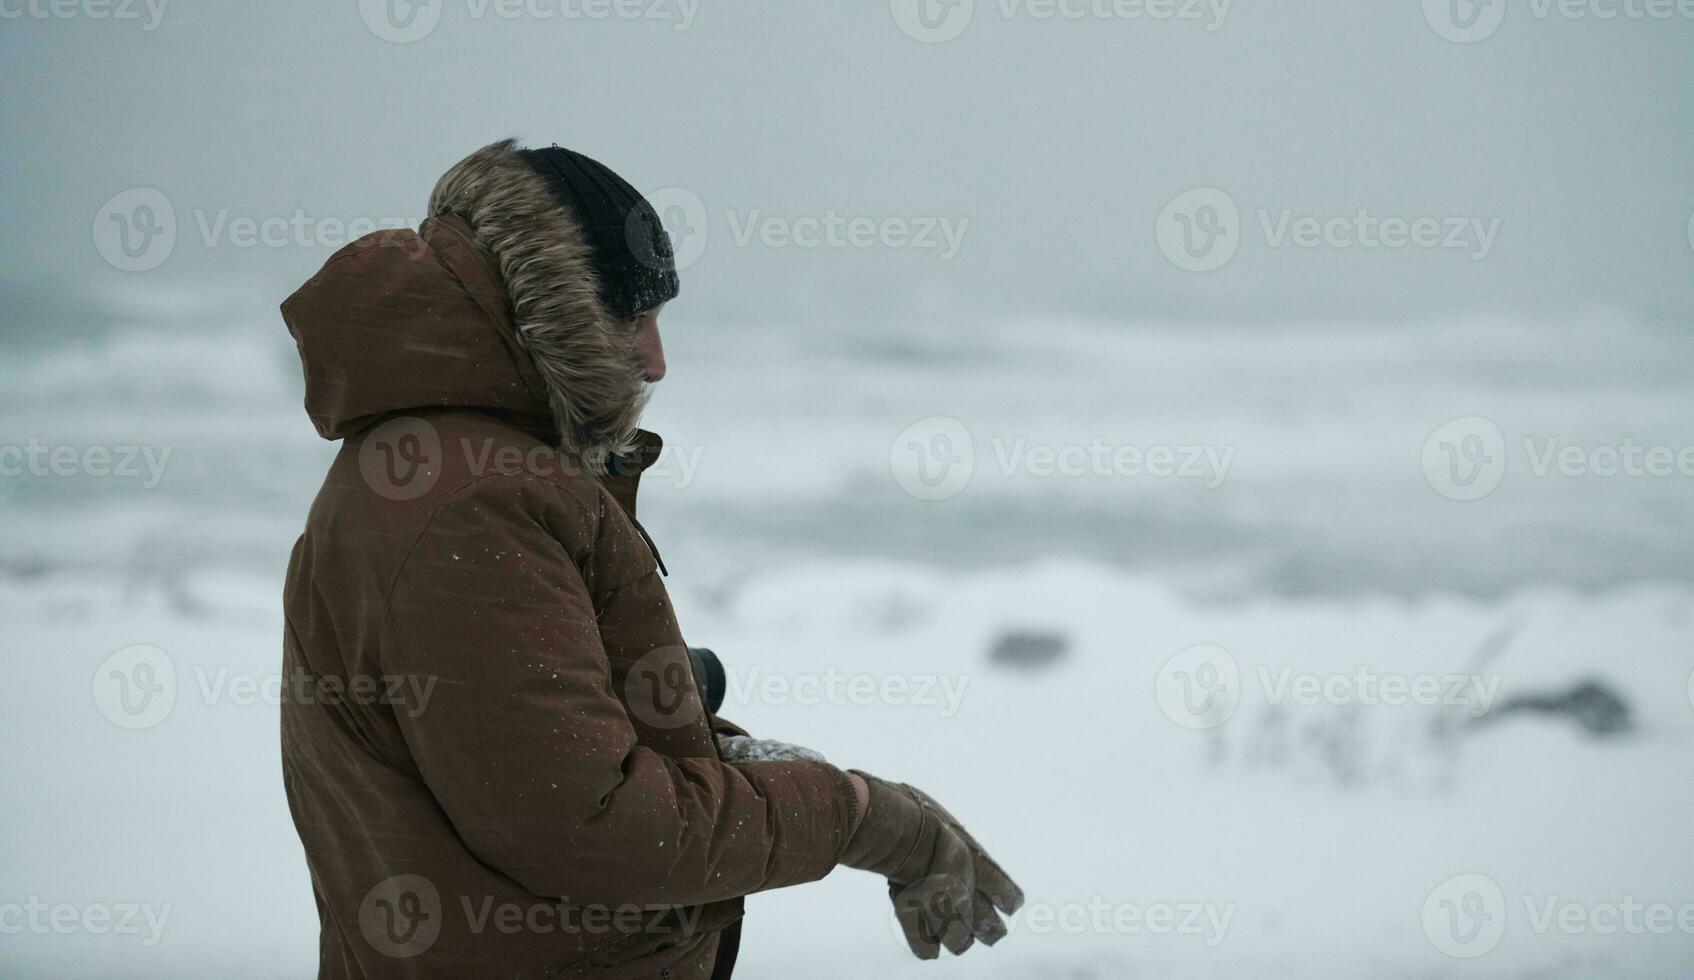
(281, 139), (646, 475)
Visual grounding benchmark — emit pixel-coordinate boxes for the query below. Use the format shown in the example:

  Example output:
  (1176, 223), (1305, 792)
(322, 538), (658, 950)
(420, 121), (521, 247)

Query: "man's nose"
(637, 323), (666, 382)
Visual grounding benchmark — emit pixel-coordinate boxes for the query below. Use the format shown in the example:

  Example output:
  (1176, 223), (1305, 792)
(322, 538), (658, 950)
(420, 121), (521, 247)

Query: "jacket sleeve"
(379, 474), (860, 907)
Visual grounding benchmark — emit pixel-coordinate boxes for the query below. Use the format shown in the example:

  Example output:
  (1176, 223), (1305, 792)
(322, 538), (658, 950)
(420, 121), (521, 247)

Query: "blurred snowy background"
(4, 2), (1694, 977)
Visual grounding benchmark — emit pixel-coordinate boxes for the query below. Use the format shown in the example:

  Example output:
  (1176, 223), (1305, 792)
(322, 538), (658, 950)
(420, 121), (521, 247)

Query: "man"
(279, 139), (1020, 978)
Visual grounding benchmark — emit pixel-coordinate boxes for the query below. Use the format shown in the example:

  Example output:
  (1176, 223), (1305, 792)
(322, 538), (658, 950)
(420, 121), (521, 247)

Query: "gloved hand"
(840, 772), (1024, 959)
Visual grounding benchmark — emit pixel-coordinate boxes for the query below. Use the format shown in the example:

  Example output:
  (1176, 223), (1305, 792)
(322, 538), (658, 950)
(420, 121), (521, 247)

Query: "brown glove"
(840, 772), (1024, 959)
(902, 782), (1025, 941)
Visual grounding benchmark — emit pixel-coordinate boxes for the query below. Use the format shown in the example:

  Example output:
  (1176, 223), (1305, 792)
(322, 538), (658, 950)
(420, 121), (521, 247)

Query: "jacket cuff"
(730, 760), (862, 888)
(834, 767), (862, 842)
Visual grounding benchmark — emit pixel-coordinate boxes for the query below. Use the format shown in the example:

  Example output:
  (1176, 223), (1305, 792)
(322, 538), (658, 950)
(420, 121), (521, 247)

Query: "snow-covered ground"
(4, 564), (1692, 977)
(3, 290), (1692, 977)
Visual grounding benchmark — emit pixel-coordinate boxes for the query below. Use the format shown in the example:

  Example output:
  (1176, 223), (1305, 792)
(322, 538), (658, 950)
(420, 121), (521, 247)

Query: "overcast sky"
(3, 0), (1692, 325)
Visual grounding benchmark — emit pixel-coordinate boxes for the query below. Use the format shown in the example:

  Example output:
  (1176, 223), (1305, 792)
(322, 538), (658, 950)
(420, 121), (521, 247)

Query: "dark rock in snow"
(1478, 677), (1634, 737)
(987, 629), (1070, 670)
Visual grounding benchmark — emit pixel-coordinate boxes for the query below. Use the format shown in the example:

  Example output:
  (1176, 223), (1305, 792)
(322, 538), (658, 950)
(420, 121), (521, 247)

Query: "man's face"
(628, 305), (666, 383)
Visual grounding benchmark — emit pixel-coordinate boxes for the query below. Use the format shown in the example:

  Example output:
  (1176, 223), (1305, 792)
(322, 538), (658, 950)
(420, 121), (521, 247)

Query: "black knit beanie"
(515, 145), (679, 321)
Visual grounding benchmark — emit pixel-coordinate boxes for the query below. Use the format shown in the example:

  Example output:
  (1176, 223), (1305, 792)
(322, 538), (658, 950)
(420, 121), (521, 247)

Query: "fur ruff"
(428, 138), (647, 476)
